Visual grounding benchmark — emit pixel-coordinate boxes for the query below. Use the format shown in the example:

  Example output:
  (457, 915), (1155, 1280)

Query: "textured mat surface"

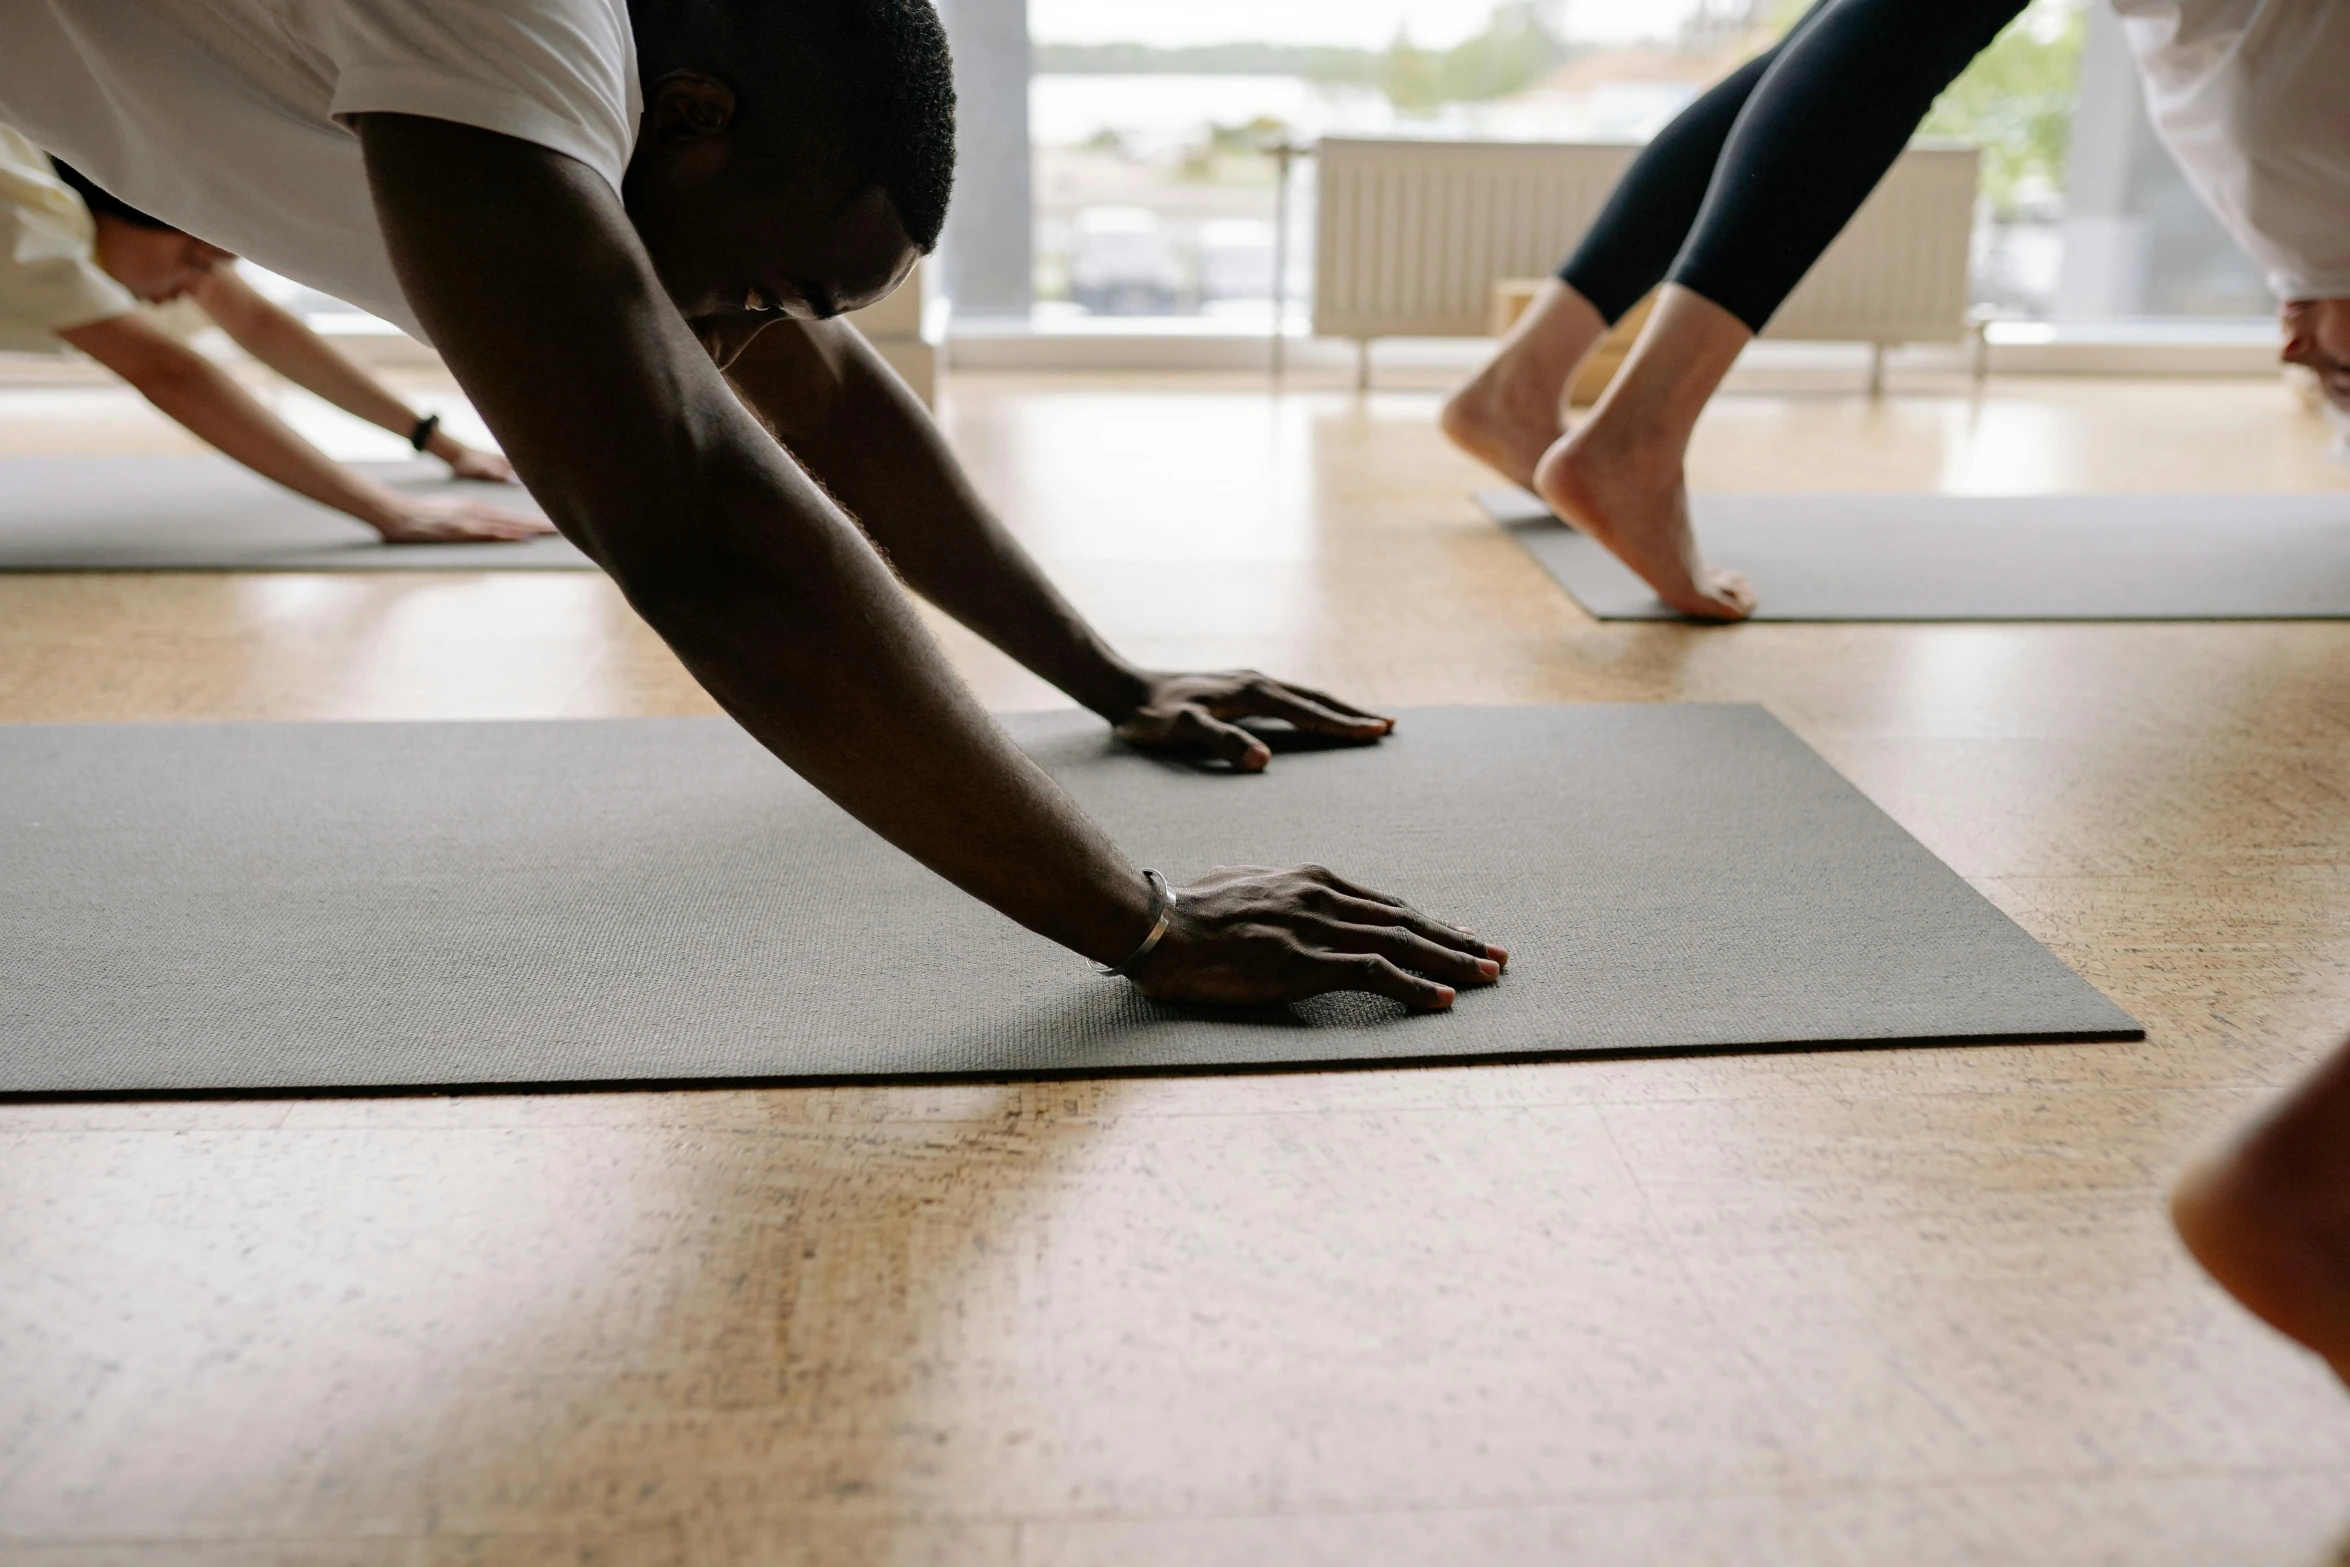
(0, 455), (593, 570)
(1478, 487), (2350, 620)
(0, 706), (2136, 1094)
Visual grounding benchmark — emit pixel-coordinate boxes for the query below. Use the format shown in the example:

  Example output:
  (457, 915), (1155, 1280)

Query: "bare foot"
(2174, 1057), (2350, 1384)
(1439, 353), (1569, 492)
(1440, 280), (1605, 491)
(374, 496), (556, 544)
(1532, 423), (1753, 621)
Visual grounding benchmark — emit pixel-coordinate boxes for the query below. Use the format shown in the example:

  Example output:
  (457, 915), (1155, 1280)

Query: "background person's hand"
(1129, 864), (1506, 1012)
(1113, 670), (1395, 771)
(439, 441), (518, 483)
(371, 494), (555, 544)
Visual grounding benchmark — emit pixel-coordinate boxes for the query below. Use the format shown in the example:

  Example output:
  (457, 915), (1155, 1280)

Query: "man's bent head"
(622, 0), (954, 339)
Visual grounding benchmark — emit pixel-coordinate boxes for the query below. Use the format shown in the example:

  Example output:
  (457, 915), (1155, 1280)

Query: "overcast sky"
(1028, 0), (1701, 50)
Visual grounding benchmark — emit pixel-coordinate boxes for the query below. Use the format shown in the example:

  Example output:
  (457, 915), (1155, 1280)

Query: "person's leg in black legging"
(1439, 45), (1787, 489)
(1450, 0), (2023, 618)
(1537, 0), (2023, 619)
(1557, 39), (1799, 324)
(1666, 0), (2026, 330)
(1439, 5), (1836, 489)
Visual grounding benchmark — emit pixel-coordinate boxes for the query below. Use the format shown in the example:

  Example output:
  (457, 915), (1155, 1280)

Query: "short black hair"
(642, 0), (958, 252)
(48, 158), (178, 231)
(817, 0), (958, 251)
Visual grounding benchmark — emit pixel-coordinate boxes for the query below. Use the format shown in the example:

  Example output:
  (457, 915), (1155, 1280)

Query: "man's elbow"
(593, 511), (835, 660)
(592, 522), (760, 637)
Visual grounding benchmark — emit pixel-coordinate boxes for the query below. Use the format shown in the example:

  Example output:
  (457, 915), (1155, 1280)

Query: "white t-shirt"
(2116, 0), (2350, 300)
(0, 0), (641, 342)
(0, 123), (137, 354)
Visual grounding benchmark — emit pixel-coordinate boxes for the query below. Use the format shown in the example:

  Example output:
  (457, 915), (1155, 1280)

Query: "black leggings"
(1560, 0), (2025, 333)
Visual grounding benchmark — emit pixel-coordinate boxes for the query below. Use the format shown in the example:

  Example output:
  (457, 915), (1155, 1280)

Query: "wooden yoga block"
(1487, 280), (1656, 407)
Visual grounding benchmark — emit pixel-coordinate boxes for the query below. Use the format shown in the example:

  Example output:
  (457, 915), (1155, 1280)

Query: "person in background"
(1443, 0), (2349, 622)
(1439, 0), (2027, 620)
(0, 126), (546, 543)
(2112, 0), (2350, 424)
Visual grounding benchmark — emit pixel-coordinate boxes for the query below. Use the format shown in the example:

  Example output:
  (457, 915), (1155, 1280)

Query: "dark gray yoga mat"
(0, 455), (594, 570)
(1477, 487), (2350, 621)
(0, 705), (2136, 1095)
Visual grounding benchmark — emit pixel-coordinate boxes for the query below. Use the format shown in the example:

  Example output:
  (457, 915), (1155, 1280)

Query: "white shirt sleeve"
(2122, 0), (2350, 300)
(318, 0), (641, 193)
(0, 123), (136, 354)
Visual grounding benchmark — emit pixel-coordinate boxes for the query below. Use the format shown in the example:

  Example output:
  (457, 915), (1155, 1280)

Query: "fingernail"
(1476, 958), (1499, 979)
(1486, 944), (1509, 964)
(1433, 986), (1456, 1007)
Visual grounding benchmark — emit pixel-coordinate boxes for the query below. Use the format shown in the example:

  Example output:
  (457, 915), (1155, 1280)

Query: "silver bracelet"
(1094, 869), (1178, 978)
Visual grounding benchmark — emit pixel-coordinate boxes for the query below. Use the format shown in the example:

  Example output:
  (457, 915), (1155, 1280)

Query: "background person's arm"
(188, 264), (516, 480)
(721, 318), (1394, 771)
(357, 113), (1498, 1009)
(57, 311), (547, 542)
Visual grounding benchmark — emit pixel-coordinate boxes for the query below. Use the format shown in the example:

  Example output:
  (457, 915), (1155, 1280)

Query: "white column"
(934, 0), (1033, 319)
(2053, 2), (2149, 317)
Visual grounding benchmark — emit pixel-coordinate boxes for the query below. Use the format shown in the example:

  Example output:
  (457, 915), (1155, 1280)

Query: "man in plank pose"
(2, 0), (1505, 1009)
(1441, 0), (2349, 619)
(0, 127), (544, 543)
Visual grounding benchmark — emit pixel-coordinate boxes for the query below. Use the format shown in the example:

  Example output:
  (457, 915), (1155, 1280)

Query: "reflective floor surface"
(5, 368), (2350, 1564)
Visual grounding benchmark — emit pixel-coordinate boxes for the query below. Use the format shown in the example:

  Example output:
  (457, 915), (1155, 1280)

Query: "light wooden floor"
(6, 370), (2350, 1565)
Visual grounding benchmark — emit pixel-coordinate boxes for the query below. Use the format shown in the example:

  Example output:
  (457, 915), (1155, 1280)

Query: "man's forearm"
(192, 269), (425, 441)
(724, 320), (1151, 721)
(60, 314), (402, 530)
(621, 446), (1160, 965)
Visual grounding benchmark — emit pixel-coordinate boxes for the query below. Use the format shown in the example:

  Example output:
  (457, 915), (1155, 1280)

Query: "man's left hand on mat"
(1112, 671), (1395, 772)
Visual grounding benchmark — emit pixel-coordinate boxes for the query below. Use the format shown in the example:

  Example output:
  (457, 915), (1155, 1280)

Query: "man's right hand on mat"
(370, 494), (556, 545)
(1131, 865), (1506, 1012)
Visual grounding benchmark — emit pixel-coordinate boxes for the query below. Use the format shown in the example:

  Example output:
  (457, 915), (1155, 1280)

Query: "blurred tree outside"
(1383, 2), (1572, 111)
(1178, 115), (1292, 184)
(1920, 0), (2085, 218)
(1756, 0), (2084, 218)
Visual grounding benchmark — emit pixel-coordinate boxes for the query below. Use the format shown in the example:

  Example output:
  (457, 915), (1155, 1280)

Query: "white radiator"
(1311, 136), (1979, 349)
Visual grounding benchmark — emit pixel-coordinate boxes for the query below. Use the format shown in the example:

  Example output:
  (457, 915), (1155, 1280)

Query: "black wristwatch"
(408, 413), (440, 453)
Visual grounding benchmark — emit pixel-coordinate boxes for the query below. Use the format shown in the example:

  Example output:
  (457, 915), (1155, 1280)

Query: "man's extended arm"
(357, 114), (1497, 1008)
(189, 265), (518, 481)
(720, 317), (1395, 771)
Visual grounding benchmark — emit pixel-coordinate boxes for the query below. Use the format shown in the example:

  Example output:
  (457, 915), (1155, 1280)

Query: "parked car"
(1197, 219), (1277, 306)
(1068, 206), (1183, 315)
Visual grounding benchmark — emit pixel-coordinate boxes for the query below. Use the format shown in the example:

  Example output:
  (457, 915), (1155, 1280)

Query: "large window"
(1025, 0), (1721, 325)
(950, 0), (2274, 332)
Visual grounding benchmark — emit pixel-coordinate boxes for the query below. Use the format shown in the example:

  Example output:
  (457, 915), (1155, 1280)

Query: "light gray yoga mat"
(1477, 486), (2350, 620)
(0, 705), (2136, 1095)
(0, 455), (594, 570)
